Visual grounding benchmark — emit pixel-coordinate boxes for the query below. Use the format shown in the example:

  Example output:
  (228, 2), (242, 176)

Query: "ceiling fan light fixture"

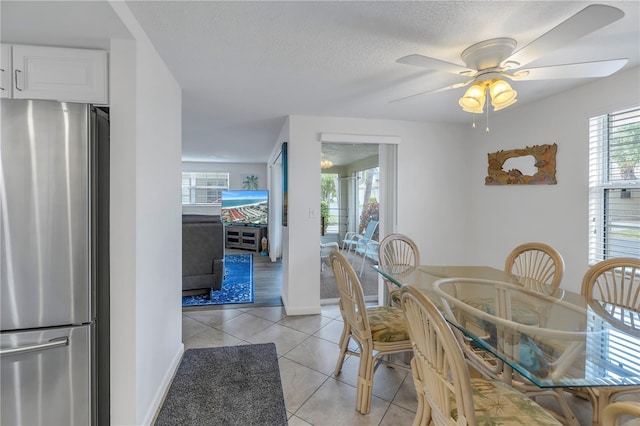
(489, 78), (514, 98)
(489, 78), (517, 111)
(459, 83), (486, 112)
(461, 103), (484, 114)
(491, 89), (517, 105)
(492, 97), (517, 111)
(320, 159), (333, 169)
(459, 96), (483, 110)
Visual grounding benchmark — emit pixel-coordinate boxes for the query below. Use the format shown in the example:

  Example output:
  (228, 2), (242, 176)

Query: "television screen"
(221, 190), (269, 225)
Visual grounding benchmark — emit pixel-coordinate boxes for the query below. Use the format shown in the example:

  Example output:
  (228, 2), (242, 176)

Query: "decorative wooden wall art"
(485, 143), (557, 185)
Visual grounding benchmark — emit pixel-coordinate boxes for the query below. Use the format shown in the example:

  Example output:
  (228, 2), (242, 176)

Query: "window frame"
(588, 107), (640, 264)
(181, 172), (229, 206)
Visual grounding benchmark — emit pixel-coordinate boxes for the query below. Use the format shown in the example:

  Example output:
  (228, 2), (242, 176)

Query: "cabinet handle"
(0, 337), (69, 357)
(14, 69), (22, 91)
(0, 68), (4, 91)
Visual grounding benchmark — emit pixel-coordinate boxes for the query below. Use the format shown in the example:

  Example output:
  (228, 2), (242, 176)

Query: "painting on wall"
(485, 143), (557, 185)
(282, 142), (288, 226)
(241, 174), (259, 190)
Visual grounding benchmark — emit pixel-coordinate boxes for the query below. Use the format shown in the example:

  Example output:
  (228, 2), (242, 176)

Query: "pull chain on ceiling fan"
(391, 4), (629, 120)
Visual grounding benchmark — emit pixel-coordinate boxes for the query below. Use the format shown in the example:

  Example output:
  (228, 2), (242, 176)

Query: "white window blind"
(181, 172), (229, 205)
(585, 304), (640, 381)
(588, 107), (640, 263)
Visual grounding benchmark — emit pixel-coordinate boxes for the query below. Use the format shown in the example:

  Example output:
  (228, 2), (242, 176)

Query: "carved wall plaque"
(485, 143), (557, 185)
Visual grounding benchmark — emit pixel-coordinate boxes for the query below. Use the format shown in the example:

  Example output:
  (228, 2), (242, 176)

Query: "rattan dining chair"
(378, 233), (420, 307)
(399, 285), (562, 426)
(578, 258), (640, 426)
(505, 242), (565, 293)
(503, 242), (576, 420)
(329, 251), (413, 415)
(437, 276), (582, 425)
(603, 401), (640, 426)
(466, 242), (565, 328)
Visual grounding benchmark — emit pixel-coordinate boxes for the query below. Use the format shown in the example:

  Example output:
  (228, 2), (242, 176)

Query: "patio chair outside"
(320, 242), (339, 271)
(341, 220), (378, 255)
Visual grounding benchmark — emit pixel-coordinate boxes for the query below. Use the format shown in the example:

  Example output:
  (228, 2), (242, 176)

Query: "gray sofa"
(182, 214), (225, 295)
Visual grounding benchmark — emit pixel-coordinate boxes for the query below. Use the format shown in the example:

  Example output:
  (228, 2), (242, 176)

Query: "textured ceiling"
(2, 1), (639, 165)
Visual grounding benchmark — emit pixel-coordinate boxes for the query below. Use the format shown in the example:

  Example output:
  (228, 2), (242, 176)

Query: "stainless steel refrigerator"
(0, 98), (109, 425)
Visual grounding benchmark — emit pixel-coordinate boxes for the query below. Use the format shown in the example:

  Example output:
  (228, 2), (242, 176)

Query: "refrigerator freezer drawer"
(1, 325), (91, 426)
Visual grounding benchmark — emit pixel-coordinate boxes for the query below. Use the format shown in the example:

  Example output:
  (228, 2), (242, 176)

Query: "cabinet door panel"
(12, 45), (107, 104)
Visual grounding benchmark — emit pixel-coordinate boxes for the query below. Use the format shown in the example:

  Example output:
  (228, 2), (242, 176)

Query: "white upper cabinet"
(8, 44), (107, 104)
(1, 44), (11, 99)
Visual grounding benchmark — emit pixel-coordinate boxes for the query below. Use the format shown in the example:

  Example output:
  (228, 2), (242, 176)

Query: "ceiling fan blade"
(397, 54), (474, 76)
(505, 4), (624, 68)
(389, 80), (473, 104)
(512, 58), (628, 80)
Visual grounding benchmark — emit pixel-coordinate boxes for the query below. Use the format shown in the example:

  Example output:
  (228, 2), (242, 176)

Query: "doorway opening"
(320, 143), (381, 304)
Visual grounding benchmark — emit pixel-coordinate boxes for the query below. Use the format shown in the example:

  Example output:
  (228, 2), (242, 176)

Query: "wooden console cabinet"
(225, 225), (267, 252)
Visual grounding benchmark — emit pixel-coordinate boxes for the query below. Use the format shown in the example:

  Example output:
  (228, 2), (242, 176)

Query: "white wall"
(181, 161), (267, 215)
(281, 115), (469, 314)
(109, 37), (138, 424)
(110, 3), (183, 425)
(466, 66), (640, 293)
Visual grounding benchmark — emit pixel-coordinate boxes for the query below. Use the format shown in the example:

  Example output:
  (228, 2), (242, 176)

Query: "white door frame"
(319, 133), (399, 305)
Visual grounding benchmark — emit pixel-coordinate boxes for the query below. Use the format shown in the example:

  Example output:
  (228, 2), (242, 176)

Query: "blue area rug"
(182, 253), (254, 306)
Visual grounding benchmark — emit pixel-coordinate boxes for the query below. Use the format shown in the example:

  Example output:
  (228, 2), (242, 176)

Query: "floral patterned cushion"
(366, 306), (410, 342)
(452, 379), (562, 425)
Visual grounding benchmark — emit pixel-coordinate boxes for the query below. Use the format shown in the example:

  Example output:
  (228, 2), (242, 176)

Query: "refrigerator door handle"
(0, 336), (68, 357)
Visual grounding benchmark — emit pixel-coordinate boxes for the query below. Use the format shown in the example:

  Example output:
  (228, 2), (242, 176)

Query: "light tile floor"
(183, 304), (597, 425)
(183, 304), (417, 426)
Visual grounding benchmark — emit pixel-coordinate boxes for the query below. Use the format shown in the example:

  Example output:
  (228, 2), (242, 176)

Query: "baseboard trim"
(144, 342), (184, 426)
(282, 302), (321, 316)
(320, 295), (378, 306)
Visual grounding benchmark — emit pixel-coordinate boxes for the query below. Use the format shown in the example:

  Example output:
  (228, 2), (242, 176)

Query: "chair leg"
(359, 252), (367, 277)
(334, 324), (351, 376)
(592, 388), (613, 426)
(356, 340), (375, 414)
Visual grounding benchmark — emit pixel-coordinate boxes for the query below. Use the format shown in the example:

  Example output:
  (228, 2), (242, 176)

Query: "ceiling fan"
(391, 4), (628, 112)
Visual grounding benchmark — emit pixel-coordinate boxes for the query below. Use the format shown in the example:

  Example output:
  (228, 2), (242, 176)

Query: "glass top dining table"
(374, 264), (640, 389)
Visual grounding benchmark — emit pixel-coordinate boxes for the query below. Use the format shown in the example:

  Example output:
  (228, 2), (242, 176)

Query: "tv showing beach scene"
(221, 190), (269, 225)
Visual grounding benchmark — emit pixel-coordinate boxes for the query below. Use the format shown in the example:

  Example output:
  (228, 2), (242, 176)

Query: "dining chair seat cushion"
(452, 378), (561, 425)
(366, 306), (410, 342)
(465, 298), (540, 325)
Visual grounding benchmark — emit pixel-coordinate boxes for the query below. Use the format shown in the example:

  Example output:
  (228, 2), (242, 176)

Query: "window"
(585, 304), (640, 381)
(181, 172), (229, 205)
(588, 107), (640, 263)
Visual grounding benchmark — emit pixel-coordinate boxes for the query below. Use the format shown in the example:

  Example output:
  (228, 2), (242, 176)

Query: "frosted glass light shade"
(459, 83), (486, 113)
(489, 79), (517, 111)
